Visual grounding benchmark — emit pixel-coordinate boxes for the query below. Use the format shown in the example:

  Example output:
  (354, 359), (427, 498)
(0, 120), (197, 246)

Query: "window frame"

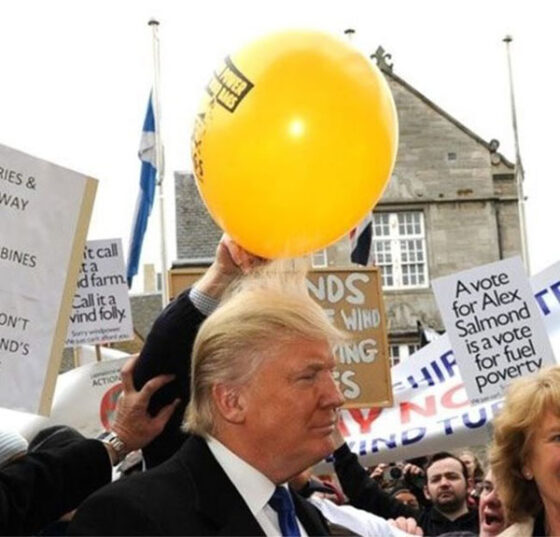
(311, 248), (328, 268)
(371, 211), (429, 290)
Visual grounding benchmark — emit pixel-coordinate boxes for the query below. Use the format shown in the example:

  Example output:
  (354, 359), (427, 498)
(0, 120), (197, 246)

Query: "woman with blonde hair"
(489, 364), (560, 536)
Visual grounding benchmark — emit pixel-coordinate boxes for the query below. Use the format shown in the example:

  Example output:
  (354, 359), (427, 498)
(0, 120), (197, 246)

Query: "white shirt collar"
(206, 435), (276, 517)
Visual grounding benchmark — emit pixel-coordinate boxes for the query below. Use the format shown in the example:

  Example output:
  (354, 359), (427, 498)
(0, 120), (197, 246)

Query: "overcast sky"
(1, 0), (557, 291)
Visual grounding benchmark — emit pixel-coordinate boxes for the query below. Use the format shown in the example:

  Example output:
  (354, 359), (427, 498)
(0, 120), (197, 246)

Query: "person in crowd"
(332, 426), (479, 536)
(422, 452), (478, 534)
(459, 450), (484, 507)
(0, 354), (178, 536)
(439, 467), (507, 537)
(478, 469), (505, 537)
(68, 264), (349, 535)
(28, 426), (89, 536)
(0, 430), (28, 468)
(369, 462), (426, 505)
(389, 483), (421, 510)
(490, 364), (560, 537)
(132, 234), (263, 468)
(459, 451), (484, 485)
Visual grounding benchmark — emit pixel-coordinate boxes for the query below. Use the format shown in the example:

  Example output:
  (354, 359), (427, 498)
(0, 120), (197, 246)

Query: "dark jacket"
(333, 443), (479, 536)
(132, 288), (205, 467)
(0, 439), (110, 535)
(68, 435), (331, 536)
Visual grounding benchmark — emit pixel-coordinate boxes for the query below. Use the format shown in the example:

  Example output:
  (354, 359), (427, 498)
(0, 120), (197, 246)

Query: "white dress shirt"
(206, 436), (308, 536)
(309, 496), (417, 537)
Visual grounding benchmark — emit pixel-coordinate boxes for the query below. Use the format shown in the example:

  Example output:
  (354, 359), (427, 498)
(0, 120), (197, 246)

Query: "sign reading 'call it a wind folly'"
(0, 143), (97, 415)
(65, 239), (133, 347)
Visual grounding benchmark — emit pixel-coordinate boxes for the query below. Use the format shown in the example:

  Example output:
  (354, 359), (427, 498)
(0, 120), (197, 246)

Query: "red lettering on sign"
(400, 396), (436, 425)
(441, 383), (468, 409)
(347, 408), (383, 433)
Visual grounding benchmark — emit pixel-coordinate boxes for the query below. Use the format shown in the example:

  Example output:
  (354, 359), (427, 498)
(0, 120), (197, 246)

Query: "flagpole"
(149, 19), (170, 306)
(503, 35), (530, 274)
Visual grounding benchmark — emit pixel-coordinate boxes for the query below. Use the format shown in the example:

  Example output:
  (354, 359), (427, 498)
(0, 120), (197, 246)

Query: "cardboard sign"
(0, 143), (97, 415)
(169, 266), (392, 408)
(306, 268), (391, 408)
(65, 239), (133, 346)
(432, 256), (555, 404)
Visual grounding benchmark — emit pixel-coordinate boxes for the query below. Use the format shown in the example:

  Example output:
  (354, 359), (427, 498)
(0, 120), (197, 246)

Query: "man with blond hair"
(69, 265), (346, 536)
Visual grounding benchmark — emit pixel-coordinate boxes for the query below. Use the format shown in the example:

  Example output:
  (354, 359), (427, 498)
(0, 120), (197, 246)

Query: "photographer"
(332, 429), (479, 536)
(370, 462), (427, 510)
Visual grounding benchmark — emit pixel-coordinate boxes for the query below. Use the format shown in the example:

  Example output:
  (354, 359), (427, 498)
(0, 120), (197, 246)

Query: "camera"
(383, 464), (403, 482)
(382, 464), (426, 489)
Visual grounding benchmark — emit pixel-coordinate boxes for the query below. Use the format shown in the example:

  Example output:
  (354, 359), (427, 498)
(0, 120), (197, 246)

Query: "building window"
(311, 249), (328, 268)
(447, 152), (457, 161)
(371, 211), (428, 289)
(389, 345), (401, 367)
(389, 343), (420, 367)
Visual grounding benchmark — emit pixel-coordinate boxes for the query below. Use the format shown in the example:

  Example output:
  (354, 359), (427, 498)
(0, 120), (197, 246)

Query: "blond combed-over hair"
(489, 364), (560, 523)
(184, 261), (350, 437)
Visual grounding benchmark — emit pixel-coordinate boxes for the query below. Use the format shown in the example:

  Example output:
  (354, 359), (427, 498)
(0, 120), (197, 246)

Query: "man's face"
(424, 457), (468, 515)
(394, 489), (420, 510)
(239, 338), (344, 482)
(478, 470), (506, 537)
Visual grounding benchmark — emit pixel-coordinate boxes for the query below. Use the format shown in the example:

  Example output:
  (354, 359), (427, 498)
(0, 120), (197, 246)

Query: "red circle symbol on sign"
(99, 382), (123, 431)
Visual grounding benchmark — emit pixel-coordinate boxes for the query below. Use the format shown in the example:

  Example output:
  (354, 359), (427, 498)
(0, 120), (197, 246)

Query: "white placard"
(432, 256), (555, 404)
(531, 260), (560, 360)
(0, 143), (97, 414)
(65, 239), (133, 346)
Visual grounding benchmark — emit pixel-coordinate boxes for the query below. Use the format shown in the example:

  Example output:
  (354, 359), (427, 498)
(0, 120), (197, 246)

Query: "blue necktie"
(268, 486), (301, 537)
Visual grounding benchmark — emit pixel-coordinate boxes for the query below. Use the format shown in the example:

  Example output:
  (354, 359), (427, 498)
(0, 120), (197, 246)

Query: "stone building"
(174, 47), (521, 366)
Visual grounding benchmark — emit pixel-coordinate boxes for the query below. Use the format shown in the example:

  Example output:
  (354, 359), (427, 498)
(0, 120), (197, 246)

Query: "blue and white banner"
(316, 259), (560, 470)
(126, 95), (157, 288)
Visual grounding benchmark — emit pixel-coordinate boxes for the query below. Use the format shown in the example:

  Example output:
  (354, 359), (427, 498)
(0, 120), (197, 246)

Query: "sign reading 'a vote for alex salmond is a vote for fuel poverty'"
(432, 256), (556, 405)
(0, 143), (97, 415)
(169, 266), (392, 409)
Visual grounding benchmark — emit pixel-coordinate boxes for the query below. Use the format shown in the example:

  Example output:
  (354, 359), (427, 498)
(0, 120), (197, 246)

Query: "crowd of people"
(1, 235), (559, 536)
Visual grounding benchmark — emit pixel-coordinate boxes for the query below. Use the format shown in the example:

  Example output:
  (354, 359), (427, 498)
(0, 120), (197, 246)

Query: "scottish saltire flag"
(126, 95), (157, 287)
(350, 213), (373, 265)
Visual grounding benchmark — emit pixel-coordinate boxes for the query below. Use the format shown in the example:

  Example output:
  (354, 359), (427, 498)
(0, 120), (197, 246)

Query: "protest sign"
(6, 259), (560, 467)
(170, 266), (392, 407)
(314, 335), (499, 471)
(307, 268), (391, 407)
(0, 143), (96, 415)
(432, 256), (555, 404)
(0, 347), (129, 439)
(531, 260), (560, 357)
(65, 239), (133, 346)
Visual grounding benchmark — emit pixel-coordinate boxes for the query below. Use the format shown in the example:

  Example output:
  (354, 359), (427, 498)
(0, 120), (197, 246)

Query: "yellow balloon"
(191, 30), (398, 258)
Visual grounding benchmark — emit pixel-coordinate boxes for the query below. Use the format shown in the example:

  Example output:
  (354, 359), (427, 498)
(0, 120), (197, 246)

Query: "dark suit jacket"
(1, 439), (111, 535)
(132, 288), (204, 467)
(68, 435), (331, 536)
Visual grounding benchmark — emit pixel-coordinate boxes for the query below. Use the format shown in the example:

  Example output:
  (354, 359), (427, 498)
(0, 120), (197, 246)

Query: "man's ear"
(423, 484), (431, 501)
(211, 383), (246, 424)
(467, 476), (474, 491)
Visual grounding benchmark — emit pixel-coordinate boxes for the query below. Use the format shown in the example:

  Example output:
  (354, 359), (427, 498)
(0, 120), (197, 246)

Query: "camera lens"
(389, 467), (403, 480)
